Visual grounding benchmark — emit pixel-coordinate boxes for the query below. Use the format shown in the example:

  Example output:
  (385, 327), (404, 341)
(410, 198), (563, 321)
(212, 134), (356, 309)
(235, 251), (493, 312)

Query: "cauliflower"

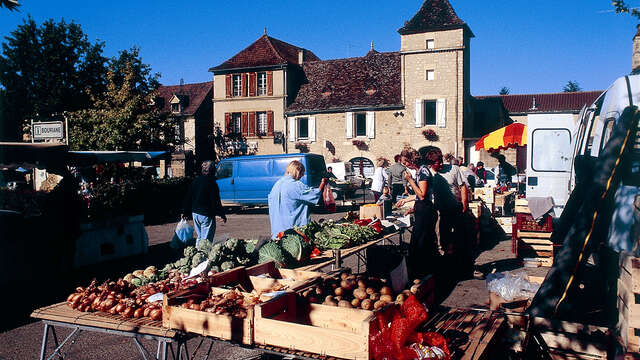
(123, 274), (134, 283)
(133, 270), (145, 278)
(196, 239), (212, 254)
(145, 265), (157, 273)
(224, 238), (239, 253)
(208, 243), (223, 263)
(143, 268), (156, 278)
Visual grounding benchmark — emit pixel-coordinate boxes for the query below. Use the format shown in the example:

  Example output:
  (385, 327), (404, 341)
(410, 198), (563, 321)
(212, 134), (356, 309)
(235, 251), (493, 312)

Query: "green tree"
(0, 17), (107, 140)
(613, 1), (640, 19)
(563, 80), (582, 92)
(499, 86), (510, 95)
(67, 49), (179, 151)
(0, 0), (19, 11)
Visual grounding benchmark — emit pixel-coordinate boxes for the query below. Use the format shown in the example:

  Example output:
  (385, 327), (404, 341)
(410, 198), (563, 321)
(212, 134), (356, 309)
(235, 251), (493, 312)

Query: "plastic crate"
(516, 213), (553, 232)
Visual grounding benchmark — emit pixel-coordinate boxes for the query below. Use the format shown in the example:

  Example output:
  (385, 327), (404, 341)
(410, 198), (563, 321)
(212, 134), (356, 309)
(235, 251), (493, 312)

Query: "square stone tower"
(398, 0), (473, 156)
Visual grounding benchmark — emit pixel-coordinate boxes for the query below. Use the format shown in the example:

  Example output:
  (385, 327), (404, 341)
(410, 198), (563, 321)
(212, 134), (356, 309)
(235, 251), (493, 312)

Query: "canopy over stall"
(475, 122), (527, 152)
(67, 151), (167, 166)
(0, 142), (68, 173)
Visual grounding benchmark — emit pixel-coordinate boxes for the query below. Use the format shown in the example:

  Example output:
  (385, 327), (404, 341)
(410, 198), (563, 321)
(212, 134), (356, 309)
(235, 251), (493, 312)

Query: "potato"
(334, 287), (344, 296)
(357, 280), (367, 289)
(340, 280), (355, 291)
(325, 295), (334, 302)
(369, 293), (380, 301)
(338, 300), (352, 308)
(347, 275), (356, 281)
(340, 272), (349, 281)
(351, 298), (361, 308)
(380, 294), (393, 303)
(353, 288), (367, 300)
(335, 296), (343, 302)
(374, 300), (385, 310)
(324, 300), (338, 307)
(361, 299), (373, 310)
(366, 287), (375, 295)
(380, 286), (393, 296)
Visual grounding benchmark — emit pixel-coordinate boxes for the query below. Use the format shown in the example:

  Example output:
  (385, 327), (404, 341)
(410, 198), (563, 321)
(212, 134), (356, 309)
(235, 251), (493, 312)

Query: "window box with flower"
(422, 129), (439, 142)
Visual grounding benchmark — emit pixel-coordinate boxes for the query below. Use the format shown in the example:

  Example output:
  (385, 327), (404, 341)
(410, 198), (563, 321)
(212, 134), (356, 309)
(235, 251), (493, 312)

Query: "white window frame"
(257, 112), (267, 136)
(426, 39), (435, 50)
(257, 72), (267, 96)
(232, 113), (242, 133)
(426, 69), (435, 81)
(354, 113), (367, 137)
(297, 117), (309, 139)
(232, 74), (242, 97)
(171, 103), (181, 113)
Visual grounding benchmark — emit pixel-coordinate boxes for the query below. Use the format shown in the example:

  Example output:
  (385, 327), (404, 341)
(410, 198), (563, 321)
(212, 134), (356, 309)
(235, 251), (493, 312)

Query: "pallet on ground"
(516, 230), (554, 267)
(617, 254), (640, 352)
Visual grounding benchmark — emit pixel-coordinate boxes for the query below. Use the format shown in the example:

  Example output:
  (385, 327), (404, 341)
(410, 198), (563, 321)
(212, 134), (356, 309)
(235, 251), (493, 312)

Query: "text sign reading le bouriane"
(33, 122), (64, 139)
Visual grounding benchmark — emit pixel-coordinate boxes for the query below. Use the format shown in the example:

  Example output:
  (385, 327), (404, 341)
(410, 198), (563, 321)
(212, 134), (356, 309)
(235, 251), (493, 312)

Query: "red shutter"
(224, 113), (231, 134)
(267, 71), (273, 96)
(225, 74), (231, 98)
(241, 112), (248, 136)
(249, 112), (256, 136)
(249, 72), (256, 97)
(267, 110), (274, 136)
(242, 73), (248, 97)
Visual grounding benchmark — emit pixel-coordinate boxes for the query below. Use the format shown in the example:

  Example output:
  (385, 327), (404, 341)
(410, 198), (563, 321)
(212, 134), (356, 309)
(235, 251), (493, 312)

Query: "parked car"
(216, 153), (327, 206)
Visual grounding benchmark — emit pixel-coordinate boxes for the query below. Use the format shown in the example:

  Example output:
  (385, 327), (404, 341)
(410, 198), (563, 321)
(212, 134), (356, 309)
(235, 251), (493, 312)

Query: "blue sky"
(0, 1), (638, 95)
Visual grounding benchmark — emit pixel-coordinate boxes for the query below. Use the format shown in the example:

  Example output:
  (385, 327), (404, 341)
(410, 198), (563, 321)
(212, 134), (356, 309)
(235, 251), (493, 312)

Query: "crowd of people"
(182, 149), (512, 280)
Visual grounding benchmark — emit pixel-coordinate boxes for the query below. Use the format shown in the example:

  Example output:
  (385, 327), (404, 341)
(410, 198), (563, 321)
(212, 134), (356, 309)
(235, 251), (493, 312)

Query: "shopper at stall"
(268, 160), (328, 239)
(397, 149), (439, 278)
(386, 154), (408, 201)
(371, 157), (389, 202)
(475, 161), (487, 185)
(183, 161), (227, 245)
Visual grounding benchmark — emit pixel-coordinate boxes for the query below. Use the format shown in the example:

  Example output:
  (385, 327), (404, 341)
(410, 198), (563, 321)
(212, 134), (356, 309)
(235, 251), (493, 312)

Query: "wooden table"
(31, 302), (188, 360)
(295, 229), (404, 272)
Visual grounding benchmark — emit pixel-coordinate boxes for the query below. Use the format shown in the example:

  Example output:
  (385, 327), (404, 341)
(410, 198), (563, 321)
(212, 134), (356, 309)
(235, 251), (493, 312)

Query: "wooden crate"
(469, 201), (483, 218)
(496, 216), (515, 235)
(474, 187), (495, 203)
(515, 198), (530, 214)
(254, 292), (375, 359)
(618, 255), (640, 352)
(162, 287), (255, 344)
(246, 261), (323, 293)
(517, 230), (554, 267)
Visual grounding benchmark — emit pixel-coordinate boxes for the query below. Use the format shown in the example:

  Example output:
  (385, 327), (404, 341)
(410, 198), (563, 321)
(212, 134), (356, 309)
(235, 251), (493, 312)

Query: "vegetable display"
(175, 289), (260, 319)
(161, 238), (257, 277)
(258, 241), (291, 268)
(308, 221), (380, 250)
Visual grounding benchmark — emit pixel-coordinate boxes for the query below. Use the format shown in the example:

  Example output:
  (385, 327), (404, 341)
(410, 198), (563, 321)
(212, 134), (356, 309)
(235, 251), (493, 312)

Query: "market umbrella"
(475, 122), (527, 152)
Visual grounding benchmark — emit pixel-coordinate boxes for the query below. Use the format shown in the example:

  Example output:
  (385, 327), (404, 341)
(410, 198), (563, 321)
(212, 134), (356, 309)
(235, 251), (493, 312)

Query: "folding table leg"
(40, 324), (50, 360)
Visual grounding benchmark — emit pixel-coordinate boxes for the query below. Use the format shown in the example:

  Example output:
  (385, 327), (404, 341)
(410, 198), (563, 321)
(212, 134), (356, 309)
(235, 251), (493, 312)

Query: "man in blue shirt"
(268, 160), (328, 239)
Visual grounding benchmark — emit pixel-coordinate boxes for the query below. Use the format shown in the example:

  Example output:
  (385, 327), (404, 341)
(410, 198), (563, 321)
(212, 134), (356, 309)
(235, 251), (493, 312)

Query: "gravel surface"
(0, 206), (549, 360)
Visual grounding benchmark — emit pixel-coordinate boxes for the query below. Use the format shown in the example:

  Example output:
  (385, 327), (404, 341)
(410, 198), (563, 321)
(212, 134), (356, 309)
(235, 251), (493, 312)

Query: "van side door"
(216, 161), (235, 204)
(526, 114), (575, 217)
(234, 159), (273, 205)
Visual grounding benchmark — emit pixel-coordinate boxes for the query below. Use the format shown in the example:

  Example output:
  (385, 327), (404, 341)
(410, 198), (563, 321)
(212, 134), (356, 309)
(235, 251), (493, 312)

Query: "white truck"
(525, 75), (640, 217)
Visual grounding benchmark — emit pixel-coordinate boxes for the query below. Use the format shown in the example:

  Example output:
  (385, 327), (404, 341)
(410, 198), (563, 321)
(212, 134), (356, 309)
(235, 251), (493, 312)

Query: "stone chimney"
(633, 24), (640, 73)
(298, 49), (304, 65)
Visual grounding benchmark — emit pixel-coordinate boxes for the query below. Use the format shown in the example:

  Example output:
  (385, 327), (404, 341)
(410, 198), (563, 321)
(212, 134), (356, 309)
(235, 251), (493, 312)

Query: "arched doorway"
(349, 157), (374, 178)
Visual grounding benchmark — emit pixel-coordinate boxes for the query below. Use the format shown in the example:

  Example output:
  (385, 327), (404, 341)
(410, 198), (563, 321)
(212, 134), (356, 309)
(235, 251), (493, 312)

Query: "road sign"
(33, 121), (64, 140)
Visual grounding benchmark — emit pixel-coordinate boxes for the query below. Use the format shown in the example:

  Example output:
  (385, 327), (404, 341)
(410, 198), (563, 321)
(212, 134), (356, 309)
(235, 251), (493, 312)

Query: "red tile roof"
(286, 51), (402, 114)
(211, 35), (320, 71)
(155, 81), (213, 116)
(476, 91), (603, 114)
(398, 0), (472, 36)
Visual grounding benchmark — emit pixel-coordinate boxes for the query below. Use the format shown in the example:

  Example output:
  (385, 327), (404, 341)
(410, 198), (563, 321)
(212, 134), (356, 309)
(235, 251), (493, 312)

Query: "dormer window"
(171, 103), (181, 113)
(169, 95), (184, 113)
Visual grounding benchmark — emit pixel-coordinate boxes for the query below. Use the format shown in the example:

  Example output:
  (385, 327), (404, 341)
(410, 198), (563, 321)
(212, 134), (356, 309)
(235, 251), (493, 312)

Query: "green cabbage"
(258, 241), (290, 268)
(183, 246), (197, 258)
(196, 239), (212, 254)
(220, 261), (235, 271)
(192, 251), (207, 268)
(281, 234), (312, 263)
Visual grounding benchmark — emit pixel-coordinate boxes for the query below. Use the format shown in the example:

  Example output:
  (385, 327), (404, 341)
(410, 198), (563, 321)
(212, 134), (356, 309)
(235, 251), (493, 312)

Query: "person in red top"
(474, 161), (487, 185)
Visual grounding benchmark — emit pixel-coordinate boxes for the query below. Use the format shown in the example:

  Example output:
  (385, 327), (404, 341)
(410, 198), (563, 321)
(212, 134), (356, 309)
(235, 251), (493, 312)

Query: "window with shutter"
(297, 117), (309, 139)
(224, 112), (232, 134)
(232, 75), (242, 97)
(249, 72), (256, 97)
(437, 99), (446, 128)
(267, 71), (273, 96)
(257, 72), (267, 96)
(355, 113), (367, 137)
(414, 100), (422, 128)
(257, 112), (267, 136)
(267, 110), (274, 136)
(232, 113), (242, 133)
(225, 75), (231, 98)
(309, 116), (316, 142)
(248, 112), (256, 136)
(424, 100), (437, 126)
(242, 73), (248, 97)
(241, 112), (248, 136)
(288, 117), (296, 142)
(345, 112), (354, 138)
(366, 112), (375, 139)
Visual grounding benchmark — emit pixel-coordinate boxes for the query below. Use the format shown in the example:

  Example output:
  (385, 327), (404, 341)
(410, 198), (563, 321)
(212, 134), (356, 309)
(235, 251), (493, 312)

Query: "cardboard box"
(360, 204), (384, 220)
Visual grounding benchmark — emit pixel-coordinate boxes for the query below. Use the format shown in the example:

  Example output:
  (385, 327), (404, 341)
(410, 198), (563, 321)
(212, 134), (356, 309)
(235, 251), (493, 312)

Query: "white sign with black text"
(33, 121), (64, 140)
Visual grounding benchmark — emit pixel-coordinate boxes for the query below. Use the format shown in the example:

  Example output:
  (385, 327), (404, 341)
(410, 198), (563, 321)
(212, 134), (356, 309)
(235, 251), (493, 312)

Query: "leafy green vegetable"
(220, 261), (235, 271)
(258, 241), (290, 268)
(192, 251), (207, 268)
(184, 246), (197, 258)
(224, 238), (240, 253)
(281, 234), (312, 263)
(196, 239), (212, 255)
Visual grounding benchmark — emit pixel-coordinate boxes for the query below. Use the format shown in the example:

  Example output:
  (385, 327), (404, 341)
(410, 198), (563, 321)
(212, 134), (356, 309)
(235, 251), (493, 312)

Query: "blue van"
(215, 153), (327, 206)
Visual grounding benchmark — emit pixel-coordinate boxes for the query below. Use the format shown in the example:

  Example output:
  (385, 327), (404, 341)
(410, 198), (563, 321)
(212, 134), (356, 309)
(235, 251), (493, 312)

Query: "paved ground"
(0, 206), (548, 360)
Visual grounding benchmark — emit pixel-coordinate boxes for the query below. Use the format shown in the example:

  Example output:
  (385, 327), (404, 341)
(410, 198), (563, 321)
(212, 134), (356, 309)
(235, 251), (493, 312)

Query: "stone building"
(209, 0), (506, 173)
(155, 81), (214, 176)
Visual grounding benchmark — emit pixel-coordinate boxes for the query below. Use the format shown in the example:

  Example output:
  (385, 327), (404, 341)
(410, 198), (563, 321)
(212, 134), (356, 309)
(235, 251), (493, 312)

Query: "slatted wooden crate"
(496, 216), (515, 235)
(618, 255), (640, 352)
(474, 187), (495, 203)
(516, 230), (554, 267)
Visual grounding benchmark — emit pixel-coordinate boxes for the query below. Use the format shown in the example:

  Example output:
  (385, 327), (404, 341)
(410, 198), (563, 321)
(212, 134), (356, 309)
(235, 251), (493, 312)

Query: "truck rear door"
(526, 114), (576, 217)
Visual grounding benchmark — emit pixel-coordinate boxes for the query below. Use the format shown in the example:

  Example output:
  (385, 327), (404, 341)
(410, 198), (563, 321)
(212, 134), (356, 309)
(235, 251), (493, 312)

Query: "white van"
(325, 162), (356, 181)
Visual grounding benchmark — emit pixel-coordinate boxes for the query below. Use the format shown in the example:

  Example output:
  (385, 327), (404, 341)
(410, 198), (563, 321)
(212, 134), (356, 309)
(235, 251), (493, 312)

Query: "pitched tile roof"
(155, 81), (213, 116)
(398, 0), (471, 36)
(476, 91), (603, 114)
(211, 35), (320, 72)
(286, 51), (402, 114)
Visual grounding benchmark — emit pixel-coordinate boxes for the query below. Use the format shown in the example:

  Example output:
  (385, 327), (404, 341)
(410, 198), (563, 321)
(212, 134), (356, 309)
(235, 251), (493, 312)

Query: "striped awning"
(475, 123), (527, 151)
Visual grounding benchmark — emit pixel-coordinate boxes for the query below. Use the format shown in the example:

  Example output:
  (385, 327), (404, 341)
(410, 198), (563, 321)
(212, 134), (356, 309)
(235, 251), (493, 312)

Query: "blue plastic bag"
(175, 219), (194, 243)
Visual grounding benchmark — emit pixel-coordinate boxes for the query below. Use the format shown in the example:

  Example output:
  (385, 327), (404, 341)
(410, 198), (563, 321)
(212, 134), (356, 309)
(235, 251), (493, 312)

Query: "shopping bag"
(323, 186), (336, 213)
(175, 219), (194, 243)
